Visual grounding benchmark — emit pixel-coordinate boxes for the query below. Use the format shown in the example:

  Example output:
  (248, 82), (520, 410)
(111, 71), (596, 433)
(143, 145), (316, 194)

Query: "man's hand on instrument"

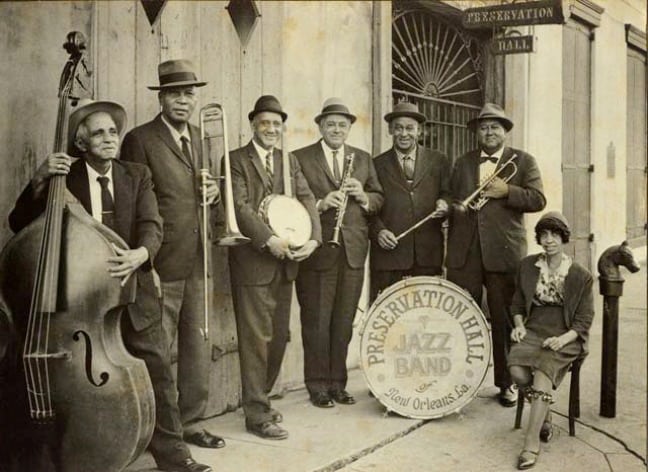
(342, 177), (368, 206)
(320, 190), (345, 212)
(107, 244), (149, 286)
(377, 229), (398, 250)
(32, 152), (72, 196)
(287, 240), (319, 262)
(430, 199), (449, 218)
(200, 174), (221, 206)
(265, 235), (291, 260)
(482, 176), (509, 199)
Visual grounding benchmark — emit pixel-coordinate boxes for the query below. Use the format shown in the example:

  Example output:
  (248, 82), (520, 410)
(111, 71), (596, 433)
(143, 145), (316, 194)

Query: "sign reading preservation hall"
(462, 0), (564, 29)
(359, 277), (491, 419)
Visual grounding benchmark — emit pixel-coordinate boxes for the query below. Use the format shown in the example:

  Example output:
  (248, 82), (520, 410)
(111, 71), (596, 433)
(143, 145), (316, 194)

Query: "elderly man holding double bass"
(446, 103), (546, 409)
(228, 95), (321, 440)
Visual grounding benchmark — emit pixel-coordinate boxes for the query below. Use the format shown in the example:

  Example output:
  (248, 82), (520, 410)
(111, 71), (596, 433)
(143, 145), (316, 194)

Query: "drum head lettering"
(359, 276), (491, 419)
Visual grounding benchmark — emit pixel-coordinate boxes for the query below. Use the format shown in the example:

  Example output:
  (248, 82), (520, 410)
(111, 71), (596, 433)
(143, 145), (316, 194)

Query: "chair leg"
(514, 388), (525, 429)
(568, 360), (582, 436)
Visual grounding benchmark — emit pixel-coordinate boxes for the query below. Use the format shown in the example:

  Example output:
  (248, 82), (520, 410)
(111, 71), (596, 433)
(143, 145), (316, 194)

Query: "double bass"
(0, 32), (154, 471)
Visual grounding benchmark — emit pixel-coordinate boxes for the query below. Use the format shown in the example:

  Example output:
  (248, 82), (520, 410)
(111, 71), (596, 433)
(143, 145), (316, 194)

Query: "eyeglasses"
(392, 125), (418, 133)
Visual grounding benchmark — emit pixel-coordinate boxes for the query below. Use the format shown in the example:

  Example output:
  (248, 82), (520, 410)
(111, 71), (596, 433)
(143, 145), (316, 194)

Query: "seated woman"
(508, 211), (594, 470)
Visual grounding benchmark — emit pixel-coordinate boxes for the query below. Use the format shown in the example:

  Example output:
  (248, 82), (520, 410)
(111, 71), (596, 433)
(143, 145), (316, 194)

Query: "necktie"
(265, 152), (274, 193)
(97, 176), (116, 230)
(332, 150), (341, 185)
(180, 136), (193, 166)
(479, 155), (498, 164)
(402, 154), (415, 181)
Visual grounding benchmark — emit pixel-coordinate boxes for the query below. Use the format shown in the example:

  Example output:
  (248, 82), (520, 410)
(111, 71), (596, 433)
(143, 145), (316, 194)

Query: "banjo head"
(259, 194), (312, 248)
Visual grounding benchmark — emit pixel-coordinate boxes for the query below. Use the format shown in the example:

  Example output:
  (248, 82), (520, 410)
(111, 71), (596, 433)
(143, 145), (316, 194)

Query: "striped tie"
(265, 152), (274, 193)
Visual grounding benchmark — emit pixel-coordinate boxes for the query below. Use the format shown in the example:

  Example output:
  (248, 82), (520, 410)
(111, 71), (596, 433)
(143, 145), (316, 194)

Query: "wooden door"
(626, 47), (647, 246)
(562, 18), (592, 270)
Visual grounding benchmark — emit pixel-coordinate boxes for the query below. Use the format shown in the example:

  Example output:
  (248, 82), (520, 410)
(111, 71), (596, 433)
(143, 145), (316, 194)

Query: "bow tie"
(479, 155), (498, 164)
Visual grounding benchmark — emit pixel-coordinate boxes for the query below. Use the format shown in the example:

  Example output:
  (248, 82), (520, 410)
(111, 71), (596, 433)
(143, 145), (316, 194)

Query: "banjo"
(258, 134), (312, 248)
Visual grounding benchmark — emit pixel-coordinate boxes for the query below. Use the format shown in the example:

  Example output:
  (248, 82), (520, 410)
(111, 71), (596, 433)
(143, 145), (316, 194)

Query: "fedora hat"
(248, 95), (288, 122)
(467, 103), (514, 132)
(314, 97), (356, 124)
(67, 98), (127, 157)
(148, 59), (207, 90)
(384, 101), (426, 124)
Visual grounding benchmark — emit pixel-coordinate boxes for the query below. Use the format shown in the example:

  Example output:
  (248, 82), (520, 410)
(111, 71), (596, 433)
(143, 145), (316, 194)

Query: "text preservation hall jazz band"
(0, 44), (595, 472)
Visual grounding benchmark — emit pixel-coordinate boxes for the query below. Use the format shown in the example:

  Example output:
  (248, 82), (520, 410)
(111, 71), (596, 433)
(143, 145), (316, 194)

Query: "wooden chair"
(514, 357), (584, 436)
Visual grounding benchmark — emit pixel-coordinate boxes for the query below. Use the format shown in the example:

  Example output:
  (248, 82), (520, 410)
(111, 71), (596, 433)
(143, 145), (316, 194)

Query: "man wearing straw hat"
(446, 103), (546, 409)
(6, 100), (214, 472)
(228, 95), (321, 440)
(293, 98), (383, 409)
(369, 101), (451, 302)
(121, 60), (226, 465)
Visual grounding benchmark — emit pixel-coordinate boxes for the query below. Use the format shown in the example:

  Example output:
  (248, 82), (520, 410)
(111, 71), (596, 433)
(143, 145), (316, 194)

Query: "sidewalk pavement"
(128, 262), (646, 472)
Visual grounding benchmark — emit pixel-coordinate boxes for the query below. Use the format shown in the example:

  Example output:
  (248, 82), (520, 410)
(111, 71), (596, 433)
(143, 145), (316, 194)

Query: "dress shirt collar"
(479, 146), (505, 163)
(161, 114), (191, 145)
(395, 145), (417, 163)
(252, 139), (273, 162)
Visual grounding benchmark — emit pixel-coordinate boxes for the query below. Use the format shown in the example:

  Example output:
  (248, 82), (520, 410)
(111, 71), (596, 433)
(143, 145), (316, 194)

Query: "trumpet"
(328, 152), (355, 247)
(458, 153), (518, 212)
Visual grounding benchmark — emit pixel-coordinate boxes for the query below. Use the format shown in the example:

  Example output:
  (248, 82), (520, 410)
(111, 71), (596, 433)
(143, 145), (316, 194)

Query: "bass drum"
(258, 194), (312, 248)
(359, 276), (491, 419)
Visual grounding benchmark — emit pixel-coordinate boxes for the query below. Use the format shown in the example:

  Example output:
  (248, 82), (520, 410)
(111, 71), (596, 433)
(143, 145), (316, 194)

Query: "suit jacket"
(120, 114), (222, 282)
(370, 146), (451, 271)
(446, 146), (546, 272)
(228, 141), (322, 286)
(293, 141), (384, 270)
(8, 159), (163, 330)
(511, 254), (594, 354)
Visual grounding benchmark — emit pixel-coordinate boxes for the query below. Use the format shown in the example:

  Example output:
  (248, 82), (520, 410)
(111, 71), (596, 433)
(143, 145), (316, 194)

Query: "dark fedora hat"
(314, 97), (356, 124)
(467, 103), (514, 132)
(148, 59), (207, 90)
(67, 98), (127, 157)
(248, 95), (288, 122)
(384, 101), (426, 123)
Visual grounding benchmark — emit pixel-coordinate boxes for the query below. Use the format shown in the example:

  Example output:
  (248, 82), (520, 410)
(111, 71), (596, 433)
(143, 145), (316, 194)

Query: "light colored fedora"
(467, 103), (514, 132)
(148, 59), (207, 90)
(384, 101), (426, 123)
(314, 97), (357, 124)
(67, 98), (127, 157)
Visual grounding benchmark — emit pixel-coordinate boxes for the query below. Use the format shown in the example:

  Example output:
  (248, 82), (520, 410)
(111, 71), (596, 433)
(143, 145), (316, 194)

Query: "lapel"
(66, 160), (92, 214)
(522, 256), (541, 315)
(562, 264), (582, 326)
(495, 147), (516, 180)
(315, 141), (339, 188)
(383, 149), (410, 192)
(412, 146), (432, 188)
(111, 162), (133, 240)
(247, 141), (272, 190)
(189, 124), (203, 170)
(153, 114), (193, 169)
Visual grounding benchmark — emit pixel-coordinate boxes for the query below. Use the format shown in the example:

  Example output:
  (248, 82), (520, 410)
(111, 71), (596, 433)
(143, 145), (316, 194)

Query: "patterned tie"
(332, 150), (341, 185)
(97, 176), (116, 230)
(180, 136), (193, 167)
(402, 154), (415, 181)
(265, 151), (274, 193)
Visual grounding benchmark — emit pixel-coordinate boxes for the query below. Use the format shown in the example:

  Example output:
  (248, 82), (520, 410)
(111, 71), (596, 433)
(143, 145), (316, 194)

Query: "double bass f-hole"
(73, 330), (109, 387)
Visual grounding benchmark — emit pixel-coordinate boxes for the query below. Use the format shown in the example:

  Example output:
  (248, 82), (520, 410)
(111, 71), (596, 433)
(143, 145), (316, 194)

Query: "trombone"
(198, 103), (250, 340)
(457, 153), (518, 212)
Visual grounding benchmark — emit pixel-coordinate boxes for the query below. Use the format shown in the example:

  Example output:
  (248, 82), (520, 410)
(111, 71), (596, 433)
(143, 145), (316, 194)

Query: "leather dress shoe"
(499, 386), (517, 407)
(310, 391), (334, 408)
(246, 421), (289, 440)
(330, 389), (356, 405)
(157, 457), (213, 472)
(184, 429), (226, 448)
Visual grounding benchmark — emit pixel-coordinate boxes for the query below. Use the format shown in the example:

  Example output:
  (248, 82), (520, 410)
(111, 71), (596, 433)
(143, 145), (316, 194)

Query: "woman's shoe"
(517, 450), (539, 470)
(540, 421), (554, 442)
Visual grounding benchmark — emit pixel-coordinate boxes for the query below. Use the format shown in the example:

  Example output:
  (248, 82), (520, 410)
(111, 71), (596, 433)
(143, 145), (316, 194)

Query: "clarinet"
(328, 153), (355, 247)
